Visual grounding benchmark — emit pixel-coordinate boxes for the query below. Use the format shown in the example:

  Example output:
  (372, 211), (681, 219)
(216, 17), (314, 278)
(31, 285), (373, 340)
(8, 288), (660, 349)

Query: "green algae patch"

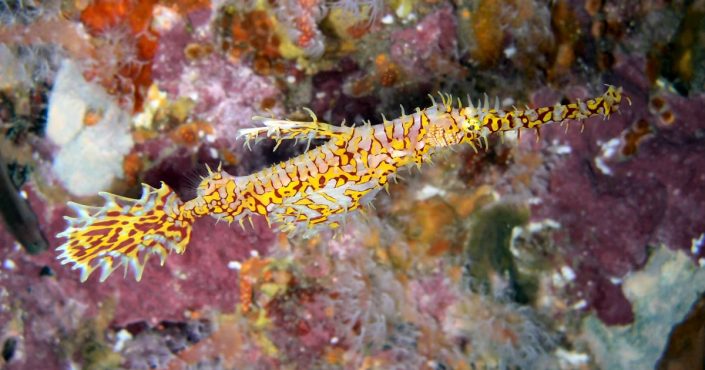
(60, 299), (122, 369)
(464, 203), (535, 303)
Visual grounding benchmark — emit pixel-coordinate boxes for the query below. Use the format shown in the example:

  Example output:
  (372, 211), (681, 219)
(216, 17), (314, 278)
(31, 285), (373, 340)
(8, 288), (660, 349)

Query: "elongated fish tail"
(56, 182), (196, 282)
(520, 85), (627, 130)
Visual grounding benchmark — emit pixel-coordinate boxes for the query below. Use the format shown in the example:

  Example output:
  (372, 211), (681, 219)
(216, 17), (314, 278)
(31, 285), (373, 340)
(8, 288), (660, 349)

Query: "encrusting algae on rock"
(56, 85), (627, 282)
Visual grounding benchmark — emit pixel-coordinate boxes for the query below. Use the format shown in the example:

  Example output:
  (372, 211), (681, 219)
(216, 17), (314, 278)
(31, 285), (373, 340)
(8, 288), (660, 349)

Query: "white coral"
(47, 59), (133, 196)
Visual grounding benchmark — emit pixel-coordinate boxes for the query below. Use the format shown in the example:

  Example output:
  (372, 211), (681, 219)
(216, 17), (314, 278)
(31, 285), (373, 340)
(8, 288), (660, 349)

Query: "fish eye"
(463, 117), (480, 131)
(197, 180), (214, 196)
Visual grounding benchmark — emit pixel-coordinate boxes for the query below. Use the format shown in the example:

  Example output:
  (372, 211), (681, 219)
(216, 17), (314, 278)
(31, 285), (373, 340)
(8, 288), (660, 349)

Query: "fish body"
(56, 86), (626, 281)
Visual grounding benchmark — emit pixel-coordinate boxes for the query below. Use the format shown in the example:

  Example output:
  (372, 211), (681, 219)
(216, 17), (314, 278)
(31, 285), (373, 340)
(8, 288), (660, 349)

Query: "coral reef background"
(0, 0), (704, 369)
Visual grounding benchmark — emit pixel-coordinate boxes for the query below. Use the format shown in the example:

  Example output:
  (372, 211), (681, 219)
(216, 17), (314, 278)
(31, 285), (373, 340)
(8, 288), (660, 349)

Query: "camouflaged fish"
(56, 86), (627, 281)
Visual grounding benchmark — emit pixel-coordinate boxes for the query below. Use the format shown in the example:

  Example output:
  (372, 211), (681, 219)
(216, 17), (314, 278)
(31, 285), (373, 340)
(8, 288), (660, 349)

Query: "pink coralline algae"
(409, 274), (457, 323)
(390, 6), (459, 77)
(0, 184), (275, 326)
(151, 17), (282, 150)
(171, 56), (281, 142)
(528, 56), (705, 325)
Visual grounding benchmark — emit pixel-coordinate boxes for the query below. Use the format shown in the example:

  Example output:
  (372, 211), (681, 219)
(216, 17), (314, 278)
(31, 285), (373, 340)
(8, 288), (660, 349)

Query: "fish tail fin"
(56, 182), (195, 282)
